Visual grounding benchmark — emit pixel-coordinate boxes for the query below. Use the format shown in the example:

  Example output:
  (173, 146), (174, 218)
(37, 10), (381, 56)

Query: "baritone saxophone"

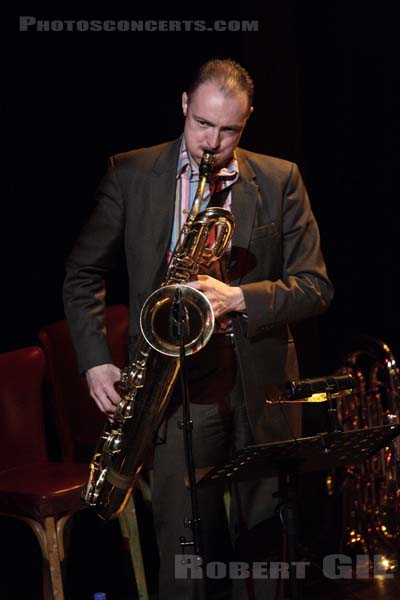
(82, 150), (236, 520)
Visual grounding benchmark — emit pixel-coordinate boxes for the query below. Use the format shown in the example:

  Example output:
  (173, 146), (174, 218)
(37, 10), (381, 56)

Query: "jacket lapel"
(148, 139), (180, 261)
(231, 148), (259, 250)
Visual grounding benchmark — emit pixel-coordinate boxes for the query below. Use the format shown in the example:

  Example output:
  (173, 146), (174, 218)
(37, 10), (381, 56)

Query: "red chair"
(37, 305), (129, 463)
(0, 346), (89, 600)
(37, 305), (149, 599)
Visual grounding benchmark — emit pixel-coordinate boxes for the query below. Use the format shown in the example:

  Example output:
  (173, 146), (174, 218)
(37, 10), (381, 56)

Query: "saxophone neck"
(188, 151), (215, 221)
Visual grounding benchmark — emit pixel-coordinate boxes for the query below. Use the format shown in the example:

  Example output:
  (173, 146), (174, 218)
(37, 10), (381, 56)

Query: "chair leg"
(0, 513), (65, 600)
(137, 473), (152, 506)
(43, 516), (65, 600)
(118, 494), (149, 600)
(42, 559), (54, 600)
(56, 513), (74, 563)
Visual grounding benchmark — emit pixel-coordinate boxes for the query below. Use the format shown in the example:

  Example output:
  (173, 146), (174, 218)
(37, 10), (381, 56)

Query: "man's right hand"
(85, 363), (122, 417)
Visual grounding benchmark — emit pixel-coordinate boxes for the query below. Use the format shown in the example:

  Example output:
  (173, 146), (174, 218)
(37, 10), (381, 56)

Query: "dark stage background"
(4, 2), (400, 372)
(2, 2), (400, 598)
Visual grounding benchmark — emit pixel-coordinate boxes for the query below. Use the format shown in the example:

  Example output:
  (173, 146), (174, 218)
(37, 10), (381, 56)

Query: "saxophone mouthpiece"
(199, 151), (215, 177)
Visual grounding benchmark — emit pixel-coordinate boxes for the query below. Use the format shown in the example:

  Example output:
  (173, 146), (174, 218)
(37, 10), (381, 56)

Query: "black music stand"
(196, 424), (400, 599)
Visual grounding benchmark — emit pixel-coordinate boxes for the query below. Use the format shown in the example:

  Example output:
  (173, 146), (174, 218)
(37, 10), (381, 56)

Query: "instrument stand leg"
(326, 386), (342, 433)
(174, 288), (206, 600)
(278, 471), (303, 600)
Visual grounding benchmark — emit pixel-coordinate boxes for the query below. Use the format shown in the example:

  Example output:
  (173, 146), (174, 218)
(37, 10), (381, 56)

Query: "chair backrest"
(37, 304), (129, 462)
(0, 346), (48, 470)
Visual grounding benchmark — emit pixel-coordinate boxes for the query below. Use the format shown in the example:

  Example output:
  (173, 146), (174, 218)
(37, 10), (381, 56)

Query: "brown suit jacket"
(63, 138), (334, 441)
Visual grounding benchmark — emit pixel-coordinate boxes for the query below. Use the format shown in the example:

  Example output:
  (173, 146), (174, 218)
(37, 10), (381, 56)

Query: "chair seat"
(0, 462), (89, 519)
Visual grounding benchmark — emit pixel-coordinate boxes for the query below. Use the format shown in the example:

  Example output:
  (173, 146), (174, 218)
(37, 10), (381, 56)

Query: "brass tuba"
(82, 151), (236, 520)
(335, 337), (400, 559)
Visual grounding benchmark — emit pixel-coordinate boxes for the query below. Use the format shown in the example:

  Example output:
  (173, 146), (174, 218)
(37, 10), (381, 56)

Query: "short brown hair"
(186, 58), (254, 109)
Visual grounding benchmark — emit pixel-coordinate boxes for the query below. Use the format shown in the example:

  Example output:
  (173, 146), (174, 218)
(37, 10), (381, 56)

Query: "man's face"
(182, 82), (251, 170)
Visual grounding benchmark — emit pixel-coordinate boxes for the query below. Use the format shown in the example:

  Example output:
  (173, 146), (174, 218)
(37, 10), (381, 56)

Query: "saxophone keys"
(116, 397), (135, 419)
(104, 430), (123, 455)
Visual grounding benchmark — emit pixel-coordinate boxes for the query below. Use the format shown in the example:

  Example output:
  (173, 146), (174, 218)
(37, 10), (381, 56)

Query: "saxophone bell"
(140, 283), (215, 357)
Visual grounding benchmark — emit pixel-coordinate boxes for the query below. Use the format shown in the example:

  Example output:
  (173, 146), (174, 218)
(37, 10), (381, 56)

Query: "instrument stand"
(196, 423), (400, 600)
(173, 287), (206, 600)
(278, 391), (340, 599)
(325, 386), (341, 433)
(277, 471), (302, 599)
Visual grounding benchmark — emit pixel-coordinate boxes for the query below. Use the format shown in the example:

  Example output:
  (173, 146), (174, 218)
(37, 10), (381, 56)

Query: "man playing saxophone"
(64, 58), (333, 599)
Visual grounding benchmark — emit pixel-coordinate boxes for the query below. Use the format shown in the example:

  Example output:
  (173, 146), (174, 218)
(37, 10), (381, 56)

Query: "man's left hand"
(187, 275), (246, 318)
